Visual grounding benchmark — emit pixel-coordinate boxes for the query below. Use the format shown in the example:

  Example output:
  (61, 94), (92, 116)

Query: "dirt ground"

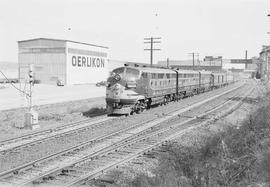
(88, 80), (269, 187)
(0, 96), (106, 141)
(0, 83), (105, 110)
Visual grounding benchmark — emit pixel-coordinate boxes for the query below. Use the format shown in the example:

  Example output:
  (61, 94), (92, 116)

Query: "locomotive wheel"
(134, 102), (141, 114)
(139, 101), (146, 112)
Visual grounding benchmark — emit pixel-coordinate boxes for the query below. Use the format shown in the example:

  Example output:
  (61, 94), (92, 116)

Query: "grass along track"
(0, 82), (251, 186)
(35, 82), (253, 187)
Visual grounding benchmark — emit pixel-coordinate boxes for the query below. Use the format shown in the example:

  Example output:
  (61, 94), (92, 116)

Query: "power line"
(0, 69), (30, 97)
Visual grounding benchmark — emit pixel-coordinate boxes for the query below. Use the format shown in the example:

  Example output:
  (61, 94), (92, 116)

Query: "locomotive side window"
(113, 67), (124, 75)
(152, 74), (157, 79)
(142, 72), (148, 78)
(158, 73), (164, 79)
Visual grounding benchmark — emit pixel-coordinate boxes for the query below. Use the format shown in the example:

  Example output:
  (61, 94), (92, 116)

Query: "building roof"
(18, 38), (108, 49)
(259, 45), (270, 55)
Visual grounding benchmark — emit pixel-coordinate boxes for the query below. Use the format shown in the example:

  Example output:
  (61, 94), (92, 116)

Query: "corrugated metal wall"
(18, 38), (110, 85)
(18, 39), (66, 85)
(19, 53), (66, 84)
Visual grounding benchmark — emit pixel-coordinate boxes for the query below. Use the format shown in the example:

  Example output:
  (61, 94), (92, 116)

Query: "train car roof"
(130, 67), (176, 74)
(115, 66), (214, 75)
(175, 69), (200, 74)
(136, 67), (200, 74)
(211, 71), (227, 75)
(198, 70), (213, 75)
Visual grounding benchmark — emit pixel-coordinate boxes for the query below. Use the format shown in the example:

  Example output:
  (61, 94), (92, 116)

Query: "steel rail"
(0, 83), (240, 153)
(0, 82), (241, 155)
(0, 116), (115, 153)
(0, 82), (247, 186)
(62, 85), (254, 187)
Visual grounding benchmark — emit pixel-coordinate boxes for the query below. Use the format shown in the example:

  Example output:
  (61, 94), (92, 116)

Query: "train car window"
(158, 73), (164, 79)
(142, 72), (148, 78)
(166, 74), (170, 78)
(151, 74), (156, 79)
(155, 81), (157, 86)
(126, 68), (140, 79)
(172, 74), (176, 78)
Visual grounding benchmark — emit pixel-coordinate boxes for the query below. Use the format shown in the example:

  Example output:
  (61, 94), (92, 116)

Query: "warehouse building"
(18, 38), (108, 85)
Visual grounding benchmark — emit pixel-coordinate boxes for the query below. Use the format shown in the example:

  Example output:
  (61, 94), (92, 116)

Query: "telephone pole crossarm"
(144, 37), (162, 40)
(144, 49), (161, 51)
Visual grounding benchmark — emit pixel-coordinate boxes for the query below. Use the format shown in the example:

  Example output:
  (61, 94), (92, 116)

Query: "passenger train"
(106, 65), (229, 115)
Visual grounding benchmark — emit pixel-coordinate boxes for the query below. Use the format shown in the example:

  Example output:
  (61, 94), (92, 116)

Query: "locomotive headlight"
(114, 74), (121, 81)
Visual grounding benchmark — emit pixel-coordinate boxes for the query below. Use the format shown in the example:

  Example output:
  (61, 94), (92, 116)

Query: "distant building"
(259, 45), (270, 80)
(158, 57), (222, 71)
(18, 38), (109, 85)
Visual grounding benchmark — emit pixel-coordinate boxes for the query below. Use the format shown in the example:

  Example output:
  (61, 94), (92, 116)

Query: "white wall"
(223, 63), (245, 70)
(66, 42), (108, 84)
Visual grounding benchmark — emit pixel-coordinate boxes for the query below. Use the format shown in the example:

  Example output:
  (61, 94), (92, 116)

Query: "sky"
(0, 0), (270, 64)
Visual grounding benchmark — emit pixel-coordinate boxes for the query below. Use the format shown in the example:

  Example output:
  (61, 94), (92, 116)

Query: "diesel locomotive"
(106, 65), (228, 115)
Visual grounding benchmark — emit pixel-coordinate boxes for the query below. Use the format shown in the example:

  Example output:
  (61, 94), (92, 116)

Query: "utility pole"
(144, 37), (161, 67)
(266, 14), (270, 81)
(245, 50), (248, 69)
(188, 52), (199, 70)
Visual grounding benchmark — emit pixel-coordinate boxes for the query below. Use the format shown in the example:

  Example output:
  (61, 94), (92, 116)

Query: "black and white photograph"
(0, 0), (270, 186)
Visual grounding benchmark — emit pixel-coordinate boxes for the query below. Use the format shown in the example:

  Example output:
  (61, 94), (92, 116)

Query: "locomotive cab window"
(126, 68), (140, 79)
(112, 67), (124, 75)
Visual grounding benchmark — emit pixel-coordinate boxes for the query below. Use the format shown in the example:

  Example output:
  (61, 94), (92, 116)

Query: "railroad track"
(0, 81), (251, 187)
(0, 116), (115, 153)
(0, 82), (242, 155)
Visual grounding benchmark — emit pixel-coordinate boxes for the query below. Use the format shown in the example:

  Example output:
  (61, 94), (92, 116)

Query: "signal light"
(29, 64), (34, 85)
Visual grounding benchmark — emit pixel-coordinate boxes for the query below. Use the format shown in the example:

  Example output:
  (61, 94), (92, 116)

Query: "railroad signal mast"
(25, 64), (39, 129)
(144, 37), (161, 67)
(28, 64), (34, 111)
